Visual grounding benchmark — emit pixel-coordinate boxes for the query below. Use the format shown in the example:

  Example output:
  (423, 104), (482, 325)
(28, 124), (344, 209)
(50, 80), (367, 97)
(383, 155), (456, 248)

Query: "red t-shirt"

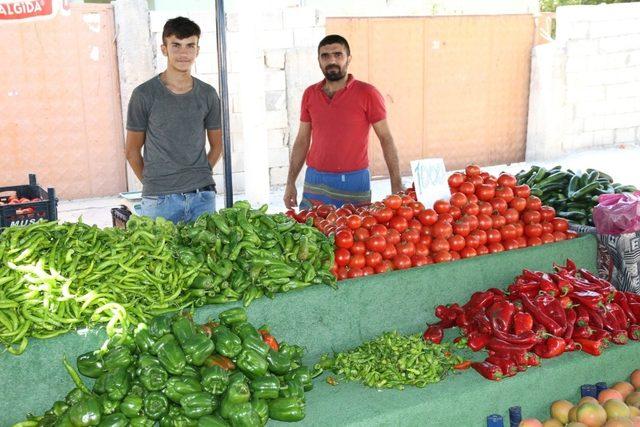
(300, 74), (386, 173)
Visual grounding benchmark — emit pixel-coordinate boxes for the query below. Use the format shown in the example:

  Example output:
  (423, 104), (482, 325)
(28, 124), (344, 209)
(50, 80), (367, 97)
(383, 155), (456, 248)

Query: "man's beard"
(323, 65), (345, 81)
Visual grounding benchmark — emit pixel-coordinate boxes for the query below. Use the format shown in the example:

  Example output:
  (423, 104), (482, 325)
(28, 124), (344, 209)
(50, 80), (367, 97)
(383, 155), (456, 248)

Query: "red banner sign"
(0, 0), (53, 21)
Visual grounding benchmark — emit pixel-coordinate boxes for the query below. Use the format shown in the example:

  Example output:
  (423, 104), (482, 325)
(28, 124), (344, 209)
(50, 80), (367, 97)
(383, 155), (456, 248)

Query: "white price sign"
(410, 158), (450, 208)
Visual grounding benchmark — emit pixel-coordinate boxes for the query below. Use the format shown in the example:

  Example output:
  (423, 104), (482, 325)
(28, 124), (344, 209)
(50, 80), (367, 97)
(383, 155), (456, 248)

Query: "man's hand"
(284, 184), (298, 209)
(391, 181), (404, 195)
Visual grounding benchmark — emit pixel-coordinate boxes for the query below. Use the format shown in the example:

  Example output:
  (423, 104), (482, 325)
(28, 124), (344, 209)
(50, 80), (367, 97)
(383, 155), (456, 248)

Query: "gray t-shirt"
(127, 74), (221, 196)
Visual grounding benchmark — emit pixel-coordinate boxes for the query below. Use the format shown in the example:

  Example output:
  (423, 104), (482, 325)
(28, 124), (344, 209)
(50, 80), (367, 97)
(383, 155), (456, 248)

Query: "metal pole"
(215, 0), (233, 207)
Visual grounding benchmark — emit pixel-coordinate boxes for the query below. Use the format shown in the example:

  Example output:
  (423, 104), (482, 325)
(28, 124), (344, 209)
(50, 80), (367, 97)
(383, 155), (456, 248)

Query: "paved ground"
(57, 143), (640, 228)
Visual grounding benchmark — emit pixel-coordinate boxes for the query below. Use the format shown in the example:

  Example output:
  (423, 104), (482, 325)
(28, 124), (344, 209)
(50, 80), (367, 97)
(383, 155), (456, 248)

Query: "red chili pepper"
(608, 303), (629, 330)
(569, 290), (604, 310)
(487, 300), (516, 333)
(575, 306), (590, 327)
(542, 298), (568, 335)
(453, 360), (472, 370)
(563, 308), (577, 340)
(609, 329), (628, 345)
(470, 310), (492, 335)
(513, 312), (534, 335)
(589, 327), (611, 341)
(491, 329), (541, 346)
(572, 325), (593, 339)
(533, 336), (566, 359)
(466, 291), (495, 311)
(565, 259), (577, 274)
(520, 294), (563, 336)
(434, 305), (457, 328)
(575, 338), (606, 356)
(602, 304), (624, 332)
(525, 352), (541, 367)
(455, 311), (470, 328)
(204, 354), (236, 370)
(494, 350), (529, 371)
(486, 354), (518, 377)
(614, 292), (637, 324)
(507, 281), (541, 300)
(629, 302), (640, 320)
(628, 324), (640, 341)
(586, 307), (605, 330)
(487, 337), (537, 353)
(472, 361), (504, 381)
(467, 331), (491, 352)
(258, 329), (279, 351)
(550, 273), (574, 296)
(564, 338), (577, 352)
(559, 296), (573, 309)
(422, 324), (444, 344)
(487, 288), (506, 298)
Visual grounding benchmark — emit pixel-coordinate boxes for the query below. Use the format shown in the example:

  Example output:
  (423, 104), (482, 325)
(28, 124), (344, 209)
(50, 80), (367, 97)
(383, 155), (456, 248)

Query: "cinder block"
(583, 115), (606, 132)
(189, 12), (216, 32)
(629, 51), (640, 66)
(293, 27), (325, 47)
(265, 90), (287, 111)
(590, 19), (639, 38)
(566, 39), (598, 57)
(262, 10), (284, 31)
(226, 12), (239, 32)
(587, 52), (630, 71)
(199, 32), (218, 54)
(615, 127), (638, 143)
(265, 49), (286, 69)
(283, 7), (318, 29)
(566, 85), (605, 103)
(614, 98), (640, 114)
(261, 29), (294, 50)
(229, 112), (243, 133)
(268, 128), (287, 149)
(574, 101), (609, 118)
(565, 131), (594, 151)
(270, 166), (290, 186)
(592, 129), (615, 145)
(264, 70), (286, 91)
(599, 34), (640, 53)
(196, 52), (218, 74)
(266, 110), (289, 129)
(603, 112), (640, 129)
(268, 147), (291, 168)
(565, 56), (589, 73)
(607, 82), (640, 99)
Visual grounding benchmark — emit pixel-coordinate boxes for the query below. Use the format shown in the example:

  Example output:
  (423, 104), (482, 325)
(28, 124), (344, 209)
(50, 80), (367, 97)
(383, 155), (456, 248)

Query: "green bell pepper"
(149, 316), (172, 340)
(76, 351), (105, 378)
(137, 354), (162, 371)
(278, 344), (304, 363)
(180, 392), (216, 419)
(281, 378), (305, 401)
(143, 391), (169, 420)
(182, 364), (201, 380)
(218, 307), (247, 327)
(266, 349), (291, 375)
(159, 412), (199, 427)
(51, 400), (69, 417)
(97, 412), (127, 427)
(129, 381), (145, 398)
(214, 330), (242, 358)
(139, 365), (168, 391)
(241, 336), (269, 357)
(228, 402), (261, 427)
(285, 366), (313, 392)
(55, 412), (74, 427)
(221, 379), (251, 411)
(251, 398), (269, 426)
(268, 397), (305, 422)
(103, 346), (133, 371)
(201, 365), (229, 395)
(92, 373), (107, 395)
(129, 416), (155, 427)
(172, 315), (198, 346)
(250, 376), (280, 400)
(119, 394), (143, 418)
(153, 334), (187, 375)
(99, 395), (119, 415)
(68, 396), (102, 426)
(104, 367), (130, 401)
(134, 324), (156, 353)
(164, 376), (203, 403)
(232, 323), (261, 341)
(236, 349), (268, 379)
(183, 333), (215, 366)
(66, 388), (87, 406)
(197, 414), (230, 426)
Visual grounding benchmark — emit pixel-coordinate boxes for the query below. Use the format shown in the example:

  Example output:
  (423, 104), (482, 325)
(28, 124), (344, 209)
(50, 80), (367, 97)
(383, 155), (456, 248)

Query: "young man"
(125, 17), (222, 223)
(283, 34), (402, 210)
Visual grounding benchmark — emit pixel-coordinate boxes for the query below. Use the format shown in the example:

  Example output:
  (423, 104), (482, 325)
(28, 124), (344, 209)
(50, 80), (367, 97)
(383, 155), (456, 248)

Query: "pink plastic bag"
(593, 191), (640, 235)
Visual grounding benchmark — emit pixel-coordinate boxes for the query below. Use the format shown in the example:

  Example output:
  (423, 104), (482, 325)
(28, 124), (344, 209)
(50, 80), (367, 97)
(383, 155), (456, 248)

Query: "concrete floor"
(57, 143), (640, 228)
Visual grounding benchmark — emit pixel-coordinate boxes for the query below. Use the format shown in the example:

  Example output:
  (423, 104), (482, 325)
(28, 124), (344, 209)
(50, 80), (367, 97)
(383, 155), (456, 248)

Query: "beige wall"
(327, 15), (535, 175)
(0, 4), (126, 199)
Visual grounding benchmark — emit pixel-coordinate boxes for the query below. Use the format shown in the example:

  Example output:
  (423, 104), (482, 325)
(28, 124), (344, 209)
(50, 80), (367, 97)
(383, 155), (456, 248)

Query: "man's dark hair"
(162, 17), (201, 44)
(318, 34), (350, 56)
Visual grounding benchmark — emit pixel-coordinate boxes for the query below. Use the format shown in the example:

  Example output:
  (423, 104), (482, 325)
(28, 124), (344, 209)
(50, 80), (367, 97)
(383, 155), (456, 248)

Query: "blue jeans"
(141, 190), (216, 224)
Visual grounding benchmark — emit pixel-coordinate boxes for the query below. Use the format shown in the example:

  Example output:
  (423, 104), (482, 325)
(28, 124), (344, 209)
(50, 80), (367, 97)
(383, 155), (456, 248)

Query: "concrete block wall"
(527, 2), (640, 161)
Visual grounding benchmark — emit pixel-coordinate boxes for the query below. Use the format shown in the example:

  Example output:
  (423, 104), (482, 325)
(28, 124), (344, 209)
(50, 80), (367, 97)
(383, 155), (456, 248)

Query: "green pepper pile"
(176, 201), (336, 307)
(17, 308), (316, 426)
(516, 165), (637, 225)
(0, 201), (335, 355)
(319, 331), (466, 390)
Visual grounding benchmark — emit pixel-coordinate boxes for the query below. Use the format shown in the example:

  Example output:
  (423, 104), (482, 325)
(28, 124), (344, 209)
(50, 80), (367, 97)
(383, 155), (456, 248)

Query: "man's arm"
(372, 119), (403, 194)
(283, 122), (312, 209)
(125, 131), (145, 182)
(207, 129), (223, 168)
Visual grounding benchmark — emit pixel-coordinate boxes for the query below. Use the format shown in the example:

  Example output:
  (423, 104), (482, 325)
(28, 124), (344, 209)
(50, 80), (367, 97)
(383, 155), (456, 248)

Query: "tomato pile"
(288, 165), (578, 280)
(0, 194), (43, 215)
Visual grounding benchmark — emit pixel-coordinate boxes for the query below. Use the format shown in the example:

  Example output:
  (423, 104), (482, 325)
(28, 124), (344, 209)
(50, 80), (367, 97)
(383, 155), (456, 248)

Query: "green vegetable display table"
(4, 235), (636, 426)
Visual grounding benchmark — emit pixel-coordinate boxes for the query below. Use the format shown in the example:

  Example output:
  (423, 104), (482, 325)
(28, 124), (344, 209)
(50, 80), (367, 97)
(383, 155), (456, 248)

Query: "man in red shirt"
(283, 34), (402, 209)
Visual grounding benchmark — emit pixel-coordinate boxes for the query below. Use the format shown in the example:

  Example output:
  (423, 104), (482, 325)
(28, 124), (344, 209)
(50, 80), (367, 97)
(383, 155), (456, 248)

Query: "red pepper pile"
(289, 165), (578, 280)
(423, 260), (640, 381)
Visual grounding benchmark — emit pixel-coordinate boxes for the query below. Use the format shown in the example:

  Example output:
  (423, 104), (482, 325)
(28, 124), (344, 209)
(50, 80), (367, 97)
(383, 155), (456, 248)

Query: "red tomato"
(389, 216), (409, 233)
(524, 223), (543, 238)
(316, 204), (333, 218)
(522, 210), (542, 224)
(384, 195), (402, 210)
(361, 215), (377, 229)
(513, 222), (525, 237)
(401, 194), (414, 205)
(346, 215), (362, 230)
(491, 214), (506, 229)
(500, 224), (517, 241)
(453, 221), (471, 237)
(430, 238), (450, 253)
(432, 221), (453, 239)
(541, 221), (554, 235)
(497, 173), (517, 188)
(411, 255), (430, 267)
(461, 215), (479, 231)
(478, 201), (493, 216)
(486, 229), (502, 244)
(396, 206), (414, 221)
(552, 218), (569, 232)
(526, 196), (542, 211)
(449, 206), (462, 220)
(514, 185), (531, 198)
(460, 247), (477, 259)
(434, 199), (451, 214)
(450, 251), (461, 261)
(494, 186), (515, 203)
(335, 248), (350, 267)
(471, 229), (488, 245)
(488, 242), (504, 253)
(458, 182), (476, 196)
(433, 250), (453, 263)
(527, 236), (543, 246)
(374, 261), (393, 274)
(335, 217), (347, 227)
(408, 219), (423, 232)
(386, 228), (402, 245)
(464, 202), (480, 216)
(503, 208), (520, 224)
(366, 235), (387, 252)
(409, 202), (425, 215)
(420, 226), (432, 237)
(540, 206), (556, 222)
(468, 174), (484, 186)
(382, 243), (398, 260)
(516, 236), (527, 248)
(337, 267), (349, 280)
(448, 234), (466, 252)
(419, 235), (432, 247)
(362, 266), (375, 276)
(448, 172), (466, 189)
(365, 251), (382, 267)
(476, 184), (496, 202)
(476, 245), (489, 255)
(347, 268), (364, 279)
(477, 214), (493, 230)
(450, 192), (468, 208)
(490, 198), (508, 214)
(335, 230), (354, 249)
(415, 242), (430, 257)
(336, 207), (351, 217)
(438, 213), (454, 223)
(350, 241), (366, 256)
(509, 197), (527, 212)
(484, 178), (498, 188)
(503, 239), (519, 251)
(541, 233), (555, 244)
(393, 254), (412, 270)
(370, 224), (388, 236)
(372, 207), (394, 224)
(553, 231), (566, 242)
(353, 227), (370, 242)
(396, 241), (416, 257)
(417, 209), (438, 226)
(480, 172), (491, 180)
(348, 254), (366, 270)
(566, 231), (578, 239)
(402, 228), (421, 244)
(465, 165), (482, 176)
(468, 194), (479, 204)
(465, 233), (481, 249)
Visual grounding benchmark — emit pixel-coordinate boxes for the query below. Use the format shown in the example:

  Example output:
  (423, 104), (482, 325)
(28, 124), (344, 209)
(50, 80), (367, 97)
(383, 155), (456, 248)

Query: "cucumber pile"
(515, 166), (637, 225)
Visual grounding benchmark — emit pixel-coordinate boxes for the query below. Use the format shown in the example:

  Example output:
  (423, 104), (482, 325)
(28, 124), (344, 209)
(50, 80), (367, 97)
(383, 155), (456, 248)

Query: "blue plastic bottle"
(509, 406), (522, 427)
(581, 384), (597, 398)
(487, 414), (505, 427)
